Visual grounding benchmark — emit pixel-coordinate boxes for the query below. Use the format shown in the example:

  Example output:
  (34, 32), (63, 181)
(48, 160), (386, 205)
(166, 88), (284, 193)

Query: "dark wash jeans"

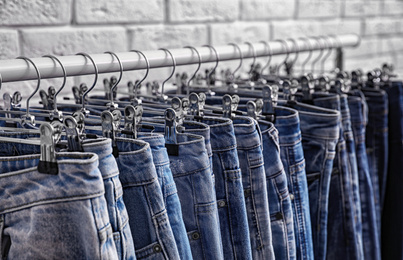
(381, 81), (403, 260)
(259, 118), (295, 260)
(275, 104), (314, 260)
(116, 138), (180, 260)
(167, 133), (224, 260)
(233, 116), (275, 260)
(362, 87), (389, 235)
(348, 92), (381, 260)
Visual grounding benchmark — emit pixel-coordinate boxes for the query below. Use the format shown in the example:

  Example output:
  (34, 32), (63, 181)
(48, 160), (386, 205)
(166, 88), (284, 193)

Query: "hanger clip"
(222, 94), (239, 119)
(38, 121), (63, 175)
(72, 83), (88, 104)
(164, 108), (179, 156)
(301, 75), (314, 101)
(171, 97), (185, 128)
(261, 85), (277, 122)
(247, 100), (258, 119)
(123, 105), (143, 139)
(101, 110), (121, 157)
(316, 76), (330, 92)
(64, 112), (85, 152)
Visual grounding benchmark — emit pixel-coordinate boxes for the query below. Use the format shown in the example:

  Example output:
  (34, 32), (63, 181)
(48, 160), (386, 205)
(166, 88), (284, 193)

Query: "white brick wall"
(0, 0), (402, 101)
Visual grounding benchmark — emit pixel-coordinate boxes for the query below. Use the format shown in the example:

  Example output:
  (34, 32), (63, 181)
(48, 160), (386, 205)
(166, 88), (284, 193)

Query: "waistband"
(232, 116), (261, 150)
(311, 92), (341, 111)
(273, 105), (301, 145)
(82, 138), (119, 179)
(347, 95), (365, 126)
(339, 95), (352, 129)
(281, 101), (340, 140)
(115, 138), (159, 185)
(258, 120), (284, 176)
(362, 87), (389, 116)
(199, 116), (237, 153)
(0, 152), (104, 214)
(168, 133), (210, 177)
(137, 132), (170, 167)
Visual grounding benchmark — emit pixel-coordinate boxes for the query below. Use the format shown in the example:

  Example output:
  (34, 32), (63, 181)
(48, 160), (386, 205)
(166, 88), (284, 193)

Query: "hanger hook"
(289, 38), (300, 67)
(159, 48), (176, 99)
(228, 43), (243, 80)
(275, 39), (290, 76)
(259, 40), (272, 75)
(17, 56), (41, 120)
(104, 51), (123, 105)
(202, 44), (219, 92)
(130, 50), (150, 99)
(299, 37), (313, 74)
(184, 46), (202, 95)
(244, 42), (257, 80)
(320, 36), (334, 74)
(75, 52), (98, 112)
(311, 37), (325, 73)
(42, 55), (66, 113)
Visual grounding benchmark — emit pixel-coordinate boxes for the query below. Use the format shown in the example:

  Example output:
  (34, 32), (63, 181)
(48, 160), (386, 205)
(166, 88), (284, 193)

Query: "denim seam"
(1, 191), (105, 214)
(224, 169), (242, 180)
(266, 168), (286, 180)
(121, 176), (158, 187)
(211, 144), (237, 153)
(172, 164), (210, 178)
(236, 142), (261, 151)
(301, 133), (339, 141)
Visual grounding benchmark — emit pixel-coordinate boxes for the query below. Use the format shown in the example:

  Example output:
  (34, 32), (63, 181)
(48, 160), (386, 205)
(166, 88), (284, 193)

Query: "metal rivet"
(289, 193), (295, 201)
(192, 232), (200, 240)
(153, 244), (162, 253)
(218, 200), (226, 208)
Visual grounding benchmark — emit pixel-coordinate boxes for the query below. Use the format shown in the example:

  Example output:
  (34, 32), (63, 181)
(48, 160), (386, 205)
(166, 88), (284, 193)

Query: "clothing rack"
(0, 34), (360, 83)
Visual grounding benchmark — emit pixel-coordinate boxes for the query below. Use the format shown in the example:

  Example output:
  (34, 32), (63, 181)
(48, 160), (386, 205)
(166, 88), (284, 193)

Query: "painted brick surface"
(169, 0), (239, 22)
(319, 19), (362, 35)
(240, 0), (296, 20)
(75, 0), (164, 24)
(344, 0), (380, 17)
(364, 18), (402, 36)
(271, 20), (321, 39)
(297, 0), (342, 19)
(0, 30), (19, 59)
(210, 22), (270, 45)
(0, 0), (72, 25)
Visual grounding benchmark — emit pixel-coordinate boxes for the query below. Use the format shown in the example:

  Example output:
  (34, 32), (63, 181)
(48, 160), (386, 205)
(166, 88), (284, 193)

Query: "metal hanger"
(244, 42), (257, 82)
(202, 44), (219, 95)
(287, 38), (300, 77)
(104, 51), (123, 110)
(75, 52), (98, 117)
(184, 46), (202, 95)
(310, 37), (325, 74)
(275, 39), (290, 78)
(259, 40), (273, 77)
(129, 50), (150, 105)
(159, 48), (176, 102)
(299, 37), (314, 75)
(320, 36), (334, 74)
(228, 42), (243, 88)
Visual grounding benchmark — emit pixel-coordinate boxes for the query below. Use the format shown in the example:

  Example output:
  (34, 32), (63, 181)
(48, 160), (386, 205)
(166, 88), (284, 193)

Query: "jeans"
(362, 87), (389, 234)
(82, 138), (136, 260)
(233, 116), (274, 260)
(281, 101), (338, 260)
(0, 152), (118, 259)
(168, 133), (224, 259)
(136, 133), (193, 260)
(259, 118), (295, 260)
(116, 138), (180, 259)
(348, 91), (381, 260)
(197, 116), (251, 260)
(275, 104), (314, 260)
(381, 81), (403, 260)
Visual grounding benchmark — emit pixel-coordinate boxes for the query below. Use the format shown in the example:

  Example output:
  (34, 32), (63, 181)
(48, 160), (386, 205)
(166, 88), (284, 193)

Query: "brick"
(345, 36), (381, 58)
(364, 17), (402, 36)
(382, 0), (403, 15)
(240, 0), (296, 20)
(0, 30), (19, 59)
(20, 27), (127, 57)
(344, 0), (380, 17)
(271, 20), (321, 40)
(344, 54), (395, 72)
(75, 0), (164, 24)
(380, 35), (403, 54)
(128, 24), (208, 50)
(169, 0), (239, 22)
(319, 19), (362, 35)
(0, 0), (72, 26)
(210, 22), (270, 45)
(297, 0), (342, 19)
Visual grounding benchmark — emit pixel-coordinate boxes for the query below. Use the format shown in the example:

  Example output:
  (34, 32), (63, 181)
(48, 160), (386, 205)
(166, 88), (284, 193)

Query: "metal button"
(153, 244), (162, 253)
(289, 193), (295, 201)
(192, 232), (200, 240)
(218, 200), (226, 208)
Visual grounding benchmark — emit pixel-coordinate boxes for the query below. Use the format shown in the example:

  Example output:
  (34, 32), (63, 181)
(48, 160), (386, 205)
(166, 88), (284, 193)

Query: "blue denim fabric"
(233, 116), (274, 260)
(300, 94), (361, 260)
(167, 133), (224, 259)
(381, 81), (403, 260)
(274, 103), (313, 260)
(280, 101), (338, 260)
(115, 138), (180, 259)
(136, 133), (193, 260)
(348, 92), (381, 260)
(362, 87), (389, 234)
(197, 116), (251, 260)
(259, 119), (295, 260)
(0, 152), (118, 259)
(82, 138), (136, 260)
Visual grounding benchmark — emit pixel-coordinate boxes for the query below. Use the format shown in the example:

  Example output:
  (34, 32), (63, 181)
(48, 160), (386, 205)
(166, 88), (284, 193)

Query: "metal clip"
(164, 108), (179, 156)
(181, 97), (189, 116)
(101, 109), (121, 157)
(316, 76), (330, 92)
(222, 94), (233, 119)
(262, 86), (274, 115)
(189, 93), (200, 116)
(72, 83), (88, 104)
(171, 97), (184, 126)
(38, 121), (63, 175)
(64, 111), (85, 152)
(247, 100), (258, 119)
(301, 75), (314, 101)
(123, 105), (143, 139)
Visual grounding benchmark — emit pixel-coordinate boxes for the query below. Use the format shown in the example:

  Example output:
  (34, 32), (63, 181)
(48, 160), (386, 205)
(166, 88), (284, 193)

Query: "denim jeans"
(197, 116), (252, 260)
(348, 92), (381, 260)
(362, 87), (389, 233)
(116, 138), (180, 259)
(259, 118), (295, 260)
(300, 94), (362, 260)
(136, 133), (193, 260)
(381, 81), (403, 260)
(275, 103), (314, 260)
(167, 133), (224, 259)
(280, 101), (338, 260)
(82, 138), (136, 260)
(0, 152), (118, 259)
(233, 116), (274, 260)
